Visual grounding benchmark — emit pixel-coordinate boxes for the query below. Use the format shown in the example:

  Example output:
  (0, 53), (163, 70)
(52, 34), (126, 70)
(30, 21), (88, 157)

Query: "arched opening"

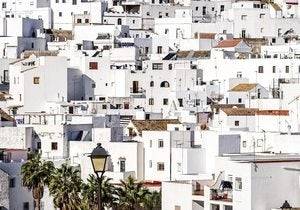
(160, 81), (170, 88)
(117, 18), (122, 25)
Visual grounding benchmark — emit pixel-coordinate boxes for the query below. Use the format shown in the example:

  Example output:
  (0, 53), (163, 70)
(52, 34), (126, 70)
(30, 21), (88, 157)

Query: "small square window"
(238, 98), (242, 103)
(234, 121), (239, 126)
(58, 12), (62, 17)
(92, 83), (96, 88)
(258, 66), (264, 73)
(286, 66), (290, 73)
(157, 162), (165, 171)
(51, 142), (58, 150)
(163, 98), (168, 105)
(149, 98), (154, 105)
(89, 62), (98, 70)
(242, 141), (247, 148)
(33, 77), (40, 84)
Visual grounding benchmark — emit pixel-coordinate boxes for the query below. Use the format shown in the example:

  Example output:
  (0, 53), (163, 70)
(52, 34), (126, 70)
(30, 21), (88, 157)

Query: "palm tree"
(21, 153), (54, 210)
(48, 163), (82, 210)
(143, 190), (161, 210)
(116, 176), (150, 210)
(81, 174), (117, 209)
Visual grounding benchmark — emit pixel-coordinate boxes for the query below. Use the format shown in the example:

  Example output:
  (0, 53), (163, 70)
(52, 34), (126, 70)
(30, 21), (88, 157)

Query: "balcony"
(130, 88), (146, 98)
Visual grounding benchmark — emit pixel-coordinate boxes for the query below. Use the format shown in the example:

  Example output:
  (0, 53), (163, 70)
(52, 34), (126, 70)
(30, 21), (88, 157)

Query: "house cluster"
(1, 0), (300, 209)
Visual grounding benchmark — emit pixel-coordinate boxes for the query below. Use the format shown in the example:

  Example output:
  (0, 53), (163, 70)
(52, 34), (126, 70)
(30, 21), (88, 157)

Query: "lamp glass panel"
(92, 157), (106, 172)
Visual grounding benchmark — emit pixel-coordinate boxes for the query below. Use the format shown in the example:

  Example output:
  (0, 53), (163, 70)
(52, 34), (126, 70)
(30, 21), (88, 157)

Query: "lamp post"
(89, 143), (110, 210)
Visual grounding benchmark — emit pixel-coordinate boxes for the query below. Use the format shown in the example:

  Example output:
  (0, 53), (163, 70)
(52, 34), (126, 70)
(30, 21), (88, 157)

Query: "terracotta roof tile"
(256, 110), (289, 116)
(221, 108), (259, 116)
(214, 39), (243, 48)
(199, 33), (216, 39)
(131, 119), (180, 133)
(230, 83), (257, 92)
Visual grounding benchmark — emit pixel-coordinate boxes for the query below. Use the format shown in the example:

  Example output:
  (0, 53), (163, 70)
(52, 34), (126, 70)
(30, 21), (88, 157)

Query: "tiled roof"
(199, 33), (216, 39)
(221, 108), (289, 116)
(176, 50), (210, 59)
(221, 108), (259, 116)
(131, 119), (180, 133)
(214, 39), (243, 48)
(230, 83), (257, 92)
(22, 50), (59, 58)
(256, 110), (289, 116)
(0, 109), (14, 121)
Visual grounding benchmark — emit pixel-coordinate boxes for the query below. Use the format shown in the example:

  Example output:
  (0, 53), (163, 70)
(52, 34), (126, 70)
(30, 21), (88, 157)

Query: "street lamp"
(89, 143), (110, 210)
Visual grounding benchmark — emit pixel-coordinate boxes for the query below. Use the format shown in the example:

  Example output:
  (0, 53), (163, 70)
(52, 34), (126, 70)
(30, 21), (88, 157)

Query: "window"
(224, 205), (233, 210)
(257, 139), (263, 147)
(19, 94), (22, 101)
(149, 98), (154, 105)
(258, 66), (264, 73)
(157, 46), (162, 54)
(241, 29), (246, 38)
(195, 6), (199, 11)
(58, 12), (62, 17)
(235, 177), (242, 190)
(150, 81), (154, 87)
(220, 5), (224, 12)
(178, 98), (183, 107)
(85, 19), (89, 23)
(166, 12), (169, 17)
(168, 64), (173, 70)
(62, 0), (65, 2)
(133, 20), (135, 24)
(164, 29), (169, 34)
(241, 15), (247, 20)
(117, 18), (122, 25)
(177, 163), (181, 172)
(259, 13), (265, 18)
(23, 202), (29, 210)
(278, 28), (282, 36)
(160, 81), (170, 88)
(89, 62), (98, 70)
(211, 204), (220, 210)
(152, 63), (163, 70)
(286, 66), (290, 73)
(272, 38), (276, 43)
(37, 142), (41, 149)
(2, 2), (6, 8)
(237, 72), (242, 78)
(56, 0), (59, 3)
(238, 98), (242, 103)
(92, 84), (96, 88)
(175, 206), (181, 210)
(51, 142), (58, 150)
(150, 140), (152, 147)
(77, 19), (82, 23)
(158, 140), (164, 148)
(163, 98), (168, 105)
(9, 178), (15, 188)
(120, 159), (126, 172)
(242, 141), (247, 148)
(149, 160), (152, 168)
(234, 121), (239, 126)
(33, 77), (40, 84)
(157, 162), (165, 171)
(72, 0), (77, 4)
(202, 6), (206, 15)
(272, 66), (276, 73)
